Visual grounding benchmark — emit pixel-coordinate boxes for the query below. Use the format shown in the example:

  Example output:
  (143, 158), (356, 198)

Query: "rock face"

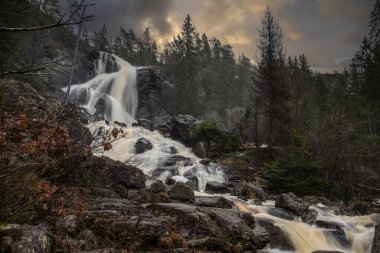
(84, 155), (146, 189)
(136, 67), (169, 120)
(171, 114), (202, 143)
(372, 225), (380, 253)
(275, 192), (310, 216)
(134, 138), (153, 154)
(149, 203), (270, 251)
(0, 224), (53, 253)
(167, 183), (195, 203)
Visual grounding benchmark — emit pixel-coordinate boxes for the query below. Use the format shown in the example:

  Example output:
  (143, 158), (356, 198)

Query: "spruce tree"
(254, 6), (292, 146)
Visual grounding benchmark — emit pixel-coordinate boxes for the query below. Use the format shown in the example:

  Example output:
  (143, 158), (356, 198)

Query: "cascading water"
(234, 200), (378, 253)
(64, 52), (226, 191)
(65, 52), (378, 252)
(64, 52), (137, 125)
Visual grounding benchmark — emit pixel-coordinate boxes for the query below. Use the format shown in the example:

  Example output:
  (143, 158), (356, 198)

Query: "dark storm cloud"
(60, 0), (174, 36)
(60, 0), (376, 73)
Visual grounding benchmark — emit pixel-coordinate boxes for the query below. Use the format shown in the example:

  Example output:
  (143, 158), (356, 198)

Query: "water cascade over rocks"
(64, 52), (226, 192)
(66, 52), (379, 253)
(235, 200), (378, 253)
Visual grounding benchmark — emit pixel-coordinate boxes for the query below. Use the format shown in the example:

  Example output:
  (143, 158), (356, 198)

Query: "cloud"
(282, 19), (303, 41)
(317, 0), (373, 25)
(59, 0), (374, 73)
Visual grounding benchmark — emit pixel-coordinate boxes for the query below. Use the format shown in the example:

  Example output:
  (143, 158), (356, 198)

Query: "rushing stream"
(65, 52), (378, 253)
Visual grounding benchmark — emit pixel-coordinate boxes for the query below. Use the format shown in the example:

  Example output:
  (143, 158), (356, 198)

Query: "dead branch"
(0, 0), (94, 33)
(0, 57), (69, 77)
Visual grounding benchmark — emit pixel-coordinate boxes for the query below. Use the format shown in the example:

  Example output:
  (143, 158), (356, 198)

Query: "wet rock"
(302, 209), (318, 225)
(199, 158), (211, 165)
(267, 208), (294, 220)
(165, 175), (176, 185)
(0, 224), (53, 253)
(195, 196), (233, 208)
(171, 114), (202, 143)
(152, 115), (172, 136)
(134, 138), (153, 154)
(205, 181), (231, 194)
(256, 219), (294, 251)
(221, 166), (242, 182)
(113, 121), (127, 128)
(149, 180), (166, 194)
(136, 118), (153, 131)
(372, 225), (380, 253)
(170, 146), (179, 154)
(160, 155), (193, 167)
(351, 201), (371, 215)
(275, 192), (309, 216)
(232, 182), (267, 201)
(152, 166), (178, 178)
(315, 220), (345, 232)
(167, 183), (195, 203)
(84, 155), (146, 189)
(302, 196), (332, 205)
(185, 176), (199, 191)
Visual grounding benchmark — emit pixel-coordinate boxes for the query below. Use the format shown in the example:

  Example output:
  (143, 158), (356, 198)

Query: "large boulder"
(195, 196), (233, 209)
(232, 182), (267, 201)
(0, 224), (53, 253)
(275, 192), (309, 216)
(205, 181), (231, 194)
(372, 225), (380, 253)
(171, 114), (202, 143)
(167, 183), (195, 203)
(149, 203), (270, 251)
(134, 138), (153, 154)
(84, 155), (146, 189)
(256, 219), (294, 251)
(152, 115), (172, 136)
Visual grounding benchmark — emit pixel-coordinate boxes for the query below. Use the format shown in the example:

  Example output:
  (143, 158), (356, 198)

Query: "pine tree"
(93, 24), (110, 52)
(254, 7), (292, 146)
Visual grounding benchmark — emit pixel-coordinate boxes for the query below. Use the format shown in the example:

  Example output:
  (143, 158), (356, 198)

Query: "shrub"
(190, 121), (240, 152)
(265, 130), (327, 196)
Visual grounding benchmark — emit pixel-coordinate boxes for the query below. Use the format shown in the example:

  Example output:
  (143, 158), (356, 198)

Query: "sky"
(62, 0), (375, 73)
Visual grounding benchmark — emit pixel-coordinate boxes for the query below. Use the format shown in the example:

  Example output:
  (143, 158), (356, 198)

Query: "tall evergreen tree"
(254, 6), (292, 146)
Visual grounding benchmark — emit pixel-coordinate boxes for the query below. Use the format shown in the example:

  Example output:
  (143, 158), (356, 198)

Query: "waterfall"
(64, 51), (137, 126)
(64, 52), (226, 191)
(65, 52), (378, 252)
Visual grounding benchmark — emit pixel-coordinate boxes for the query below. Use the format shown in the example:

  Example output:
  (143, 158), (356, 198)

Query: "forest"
(0, 0), (380, 252)
(88, 2), (380, 200)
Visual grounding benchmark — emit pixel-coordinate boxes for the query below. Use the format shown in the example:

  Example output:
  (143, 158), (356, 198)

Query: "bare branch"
(0, 17), (93, 32)
(0, 0), (94, 33)
(0, 57), (69, 77)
